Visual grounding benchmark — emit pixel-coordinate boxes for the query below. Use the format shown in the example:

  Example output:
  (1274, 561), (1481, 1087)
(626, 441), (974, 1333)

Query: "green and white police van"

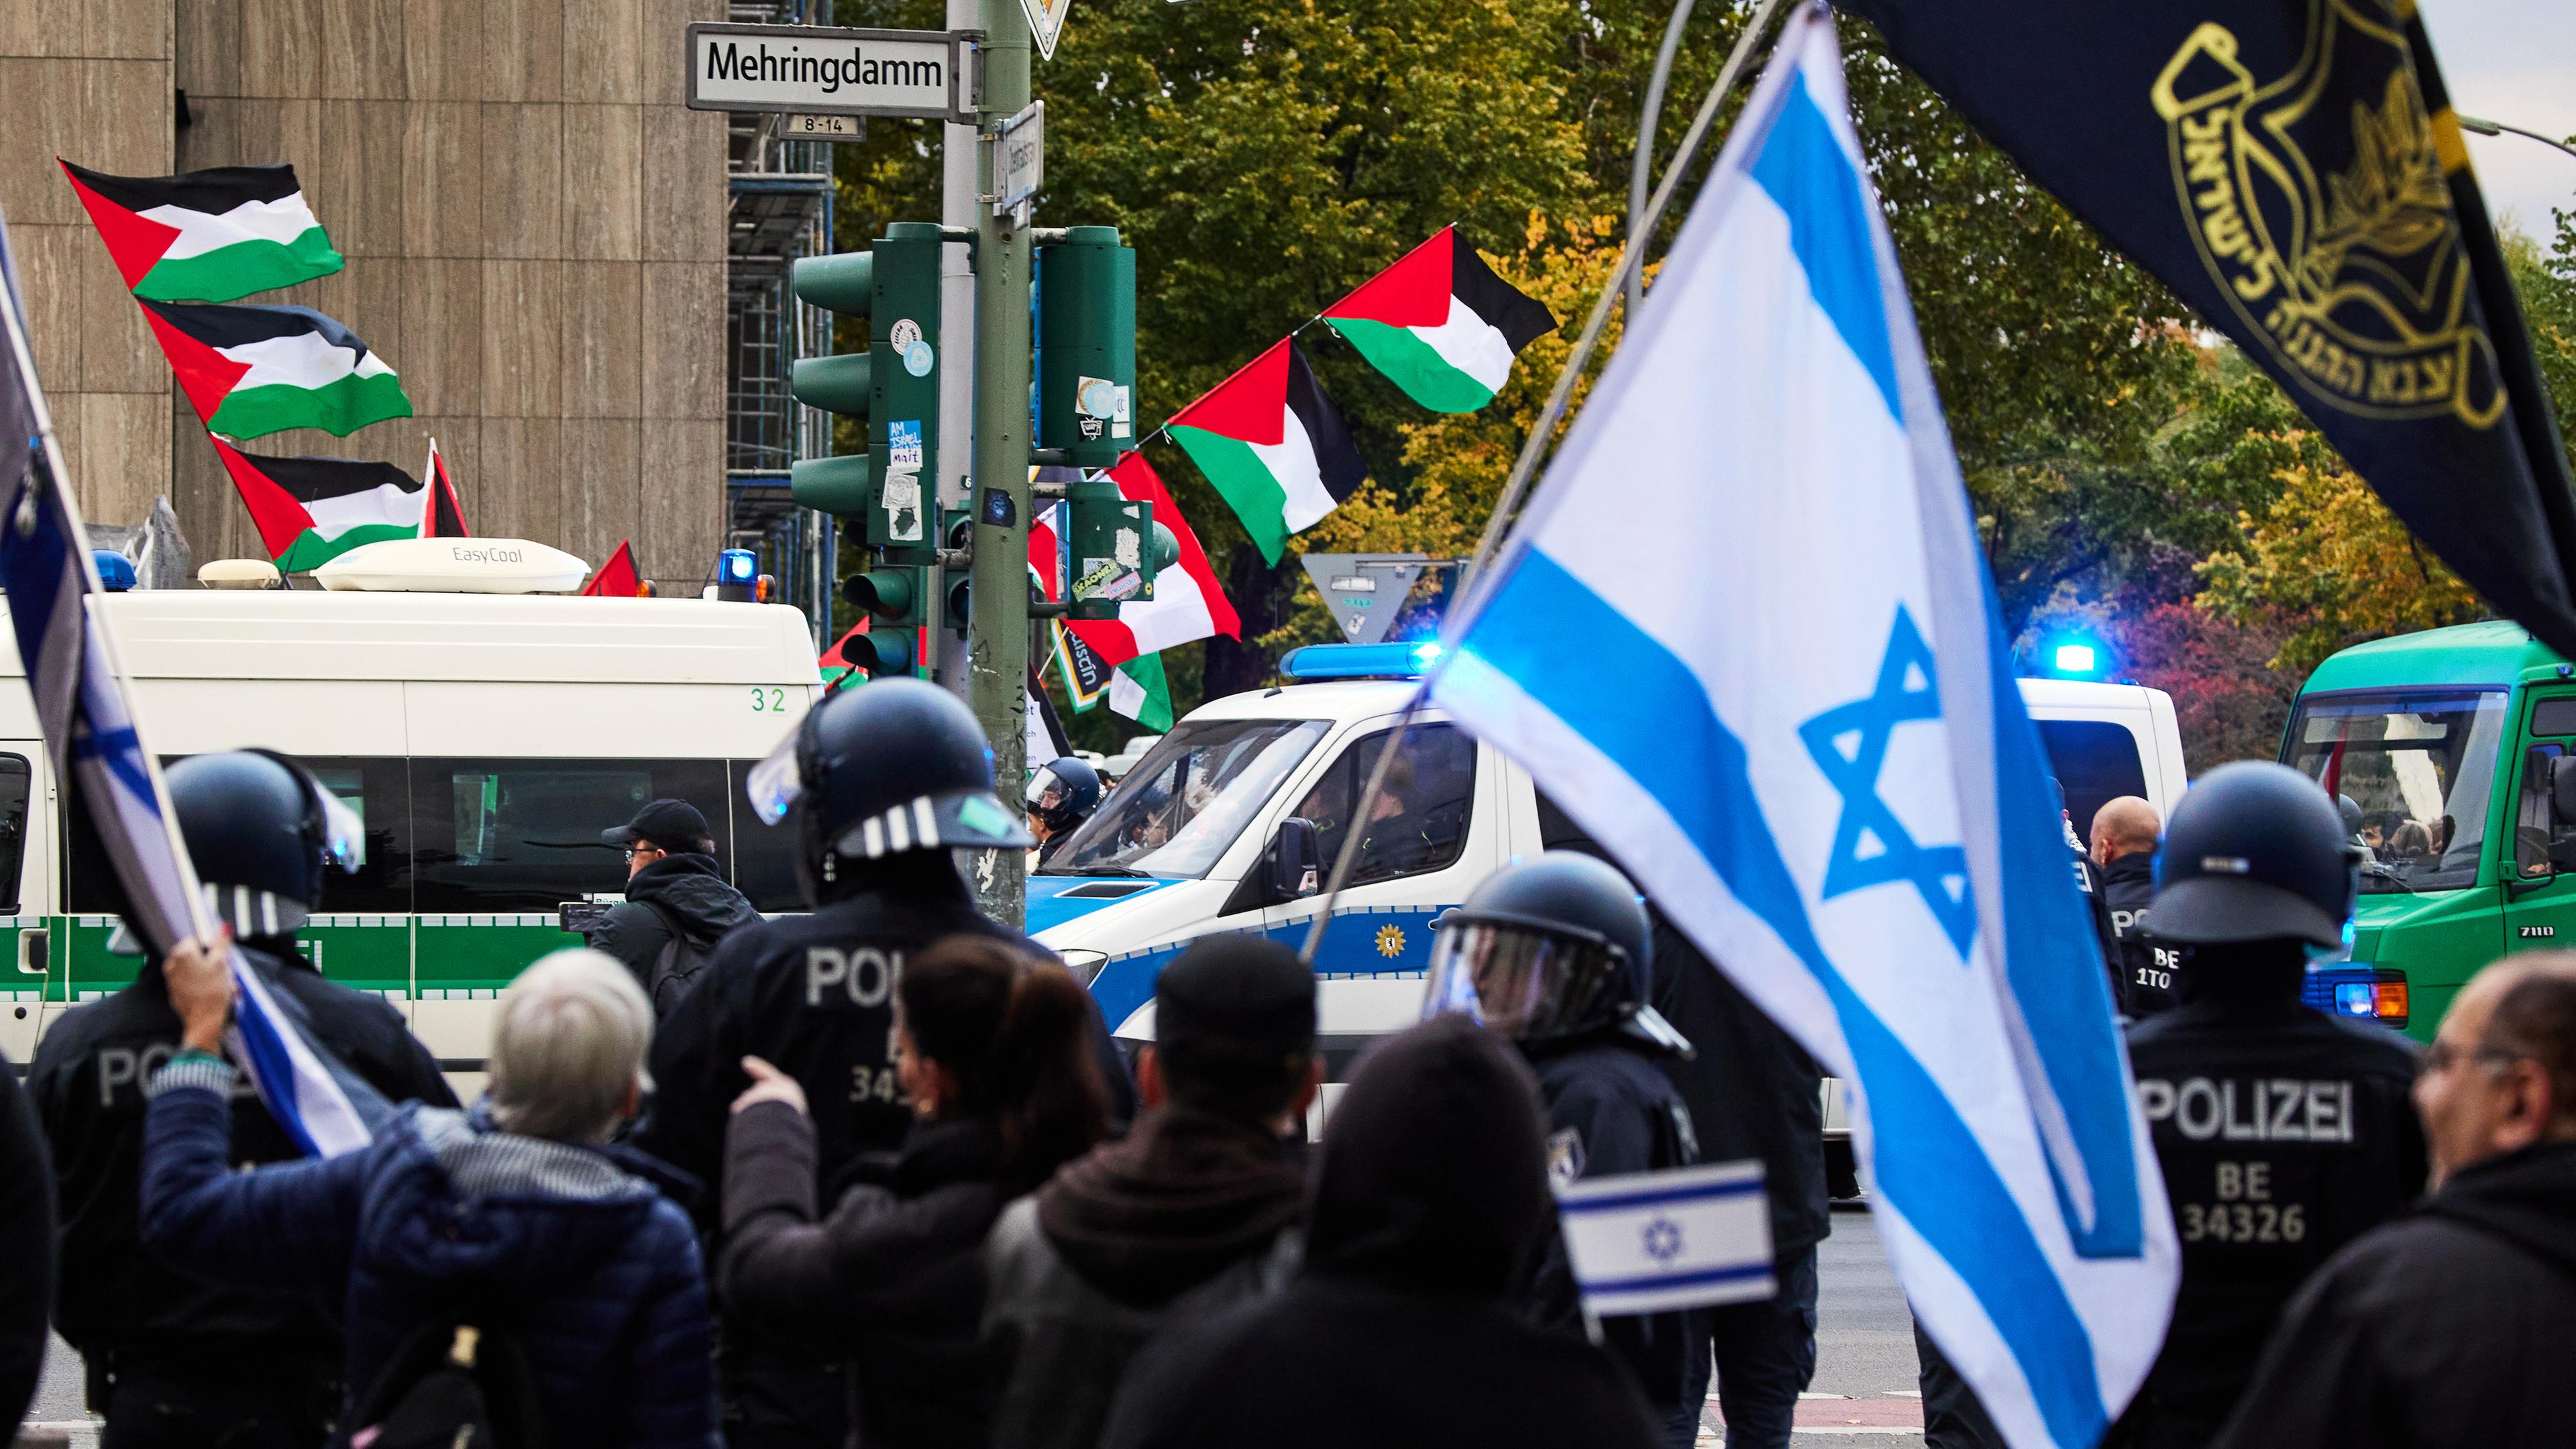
(1031, 641), (2188, 1156)
(2277, 619), (2576, 1041)
(0, 571), (820, 1078)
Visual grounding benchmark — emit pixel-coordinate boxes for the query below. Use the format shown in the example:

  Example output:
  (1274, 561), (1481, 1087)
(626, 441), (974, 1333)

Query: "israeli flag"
(1558, 1161), (1774, 1317)
(1426, 11), (2177, 1446)
(0, 210), (382, 1159)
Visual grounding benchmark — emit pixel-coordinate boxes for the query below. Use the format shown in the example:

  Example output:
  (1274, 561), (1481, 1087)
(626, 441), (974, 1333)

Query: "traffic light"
(841, 565), (926, 675)
(790, 222), (943, 561)
(1036, 227), (1136, 469)
(941, 508), (973, 633)
(1061, 473), (1180, 621)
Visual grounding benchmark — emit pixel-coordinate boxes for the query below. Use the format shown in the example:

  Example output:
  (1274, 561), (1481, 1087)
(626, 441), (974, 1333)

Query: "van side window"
(2035, 720), (2150, 843)
(1289, 724), (1477, 888)
(66, 755), (412, 914)
(0, 754), (30, 913)
(410, 759), (730, 912)
(2518, 743), (2565, 879)
(729, 759), (802, 912)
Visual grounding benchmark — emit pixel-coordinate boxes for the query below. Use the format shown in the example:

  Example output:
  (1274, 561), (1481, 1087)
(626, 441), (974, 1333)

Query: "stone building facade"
(0, 0), (731, 594)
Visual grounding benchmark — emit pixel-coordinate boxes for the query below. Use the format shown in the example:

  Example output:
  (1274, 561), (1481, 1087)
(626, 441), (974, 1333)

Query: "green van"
(2280, 619), (2576, 1040)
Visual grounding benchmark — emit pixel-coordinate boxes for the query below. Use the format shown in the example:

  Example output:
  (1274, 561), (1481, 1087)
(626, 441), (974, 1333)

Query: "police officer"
(27, 751), (454, 1449)
(1025, 755), (1102, 866)
(635, 677), (1131, 1449)
(2092, 795), (2178, 1018)
(1424, 851), (1704, 1447)
(2102, 761), (2426, 1449)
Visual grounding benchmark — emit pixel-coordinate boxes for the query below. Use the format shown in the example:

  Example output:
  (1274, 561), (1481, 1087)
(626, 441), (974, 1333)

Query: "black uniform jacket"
(1523, 1035), (1699, 1417)
(635, 881), (1134, 1226)
(0, 1049), (54, 1432)
(2120, 996), (2424, 1424)
(2209, 1140), (2576, 1449)
(1647, 911), (1829, 1264)
(25, 943), (453, 1383)
(2098, 851), (2176, 1018)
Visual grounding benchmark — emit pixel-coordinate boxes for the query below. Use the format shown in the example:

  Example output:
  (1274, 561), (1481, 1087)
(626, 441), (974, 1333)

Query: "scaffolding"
(724, 0), (839, 645)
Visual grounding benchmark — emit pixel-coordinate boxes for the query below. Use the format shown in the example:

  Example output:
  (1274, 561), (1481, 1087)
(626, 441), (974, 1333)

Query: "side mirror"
(1267, 817), (1322, 902)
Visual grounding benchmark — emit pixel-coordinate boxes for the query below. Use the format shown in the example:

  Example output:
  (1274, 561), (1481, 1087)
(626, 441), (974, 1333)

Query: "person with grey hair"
(135, 943), (720, 1449)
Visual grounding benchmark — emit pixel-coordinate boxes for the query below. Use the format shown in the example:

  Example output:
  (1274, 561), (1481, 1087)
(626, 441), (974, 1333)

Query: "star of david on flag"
(1798, 608), (1974, 955)
(1424, 9), (2176, 1445)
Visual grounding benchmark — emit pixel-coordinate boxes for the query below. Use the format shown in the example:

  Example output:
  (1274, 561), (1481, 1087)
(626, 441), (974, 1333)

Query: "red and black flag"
(422, 438), (470, 538)
(1834, 0), (2576, 655)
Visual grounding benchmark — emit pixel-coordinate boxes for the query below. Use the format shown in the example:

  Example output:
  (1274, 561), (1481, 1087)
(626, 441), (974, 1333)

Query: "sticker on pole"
(1020, 0), (1075, 61)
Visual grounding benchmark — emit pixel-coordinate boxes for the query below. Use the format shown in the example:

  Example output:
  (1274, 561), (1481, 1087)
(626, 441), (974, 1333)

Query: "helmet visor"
(317, 786), (366, 873)
(1026, 765), (1068, 810)
(745, 729), (804, 826)
(1421, 919), (1631, 1040)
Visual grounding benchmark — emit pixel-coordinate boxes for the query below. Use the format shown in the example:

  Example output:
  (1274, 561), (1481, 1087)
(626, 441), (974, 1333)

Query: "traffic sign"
(685, 24), (978, 123)
(995, 101), (1043, 224)
(1300, 553), (1432, 644)
(1020, 0), (1075, 61)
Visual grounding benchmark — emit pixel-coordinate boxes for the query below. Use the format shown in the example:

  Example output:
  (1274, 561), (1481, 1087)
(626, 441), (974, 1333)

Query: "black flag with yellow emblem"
(1835, 0), (2576, 655)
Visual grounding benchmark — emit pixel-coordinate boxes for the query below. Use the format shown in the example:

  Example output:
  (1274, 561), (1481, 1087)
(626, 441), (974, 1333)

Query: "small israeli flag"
(1558, 1161), (1774, 1317)
(1426, 9), (2176, 1446)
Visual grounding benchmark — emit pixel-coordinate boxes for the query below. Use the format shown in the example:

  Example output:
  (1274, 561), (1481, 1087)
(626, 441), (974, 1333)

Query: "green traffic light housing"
(1037, 227), (1137, 469)
(843, 567), (925, 627)
(847, 627), (918, 676)
(1063, 472), (1163, 621)
(789, 224), (943, 560)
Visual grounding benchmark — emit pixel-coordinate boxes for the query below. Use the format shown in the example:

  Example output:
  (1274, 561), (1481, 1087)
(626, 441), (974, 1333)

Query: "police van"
(1033, 641), (2187, 1157)
(0, 569), (822, 1073)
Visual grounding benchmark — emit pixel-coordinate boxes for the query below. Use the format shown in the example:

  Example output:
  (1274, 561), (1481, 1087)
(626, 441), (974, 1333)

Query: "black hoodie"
(586, 852), (758, 1002)
(1098, 1017), (1662, 1449)
(2209, 1140), (2576, 1449)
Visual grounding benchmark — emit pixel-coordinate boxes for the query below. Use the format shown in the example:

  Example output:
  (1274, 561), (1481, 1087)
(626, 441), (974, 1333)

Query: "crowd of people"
(0, 683), (2571, 1449)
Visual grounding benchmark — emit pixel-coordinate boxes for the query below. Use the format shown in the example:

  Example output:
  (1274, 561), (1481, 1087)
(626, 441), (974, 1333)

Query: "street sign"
(1300, 553), (1431, 644)
(685, 24), (978, 123)
(780, 113), (863, 140)
(995, 101), (1043, 224)
(1020, 0), (1075, 61)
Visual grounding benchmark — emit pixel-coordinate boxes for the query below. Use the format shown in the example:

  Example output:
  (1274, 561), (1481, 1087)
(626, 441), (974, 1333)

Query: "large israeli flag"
(1426, 11), (2178, 1445)
(0, 209), (382, 1159)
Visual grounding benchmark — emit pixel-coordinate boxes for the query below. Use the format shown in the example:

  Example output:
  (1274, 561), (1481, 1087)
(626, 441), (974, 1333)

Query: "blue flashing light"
(2042, 630), (2108, 679)
(1279, 641), (1444, 681)
(2051, 641), (2097, 675)
(2334, 982), (2375, 1016)
(91, 551), (136, 592)
(719, 548), (757, 584)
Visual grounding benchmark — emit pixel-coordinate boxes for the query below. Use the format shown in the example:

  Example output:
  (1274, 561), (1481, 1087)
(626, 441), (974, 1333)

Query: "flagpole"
(1450, 0), (1789, 629)
(0, 257), (224, 956)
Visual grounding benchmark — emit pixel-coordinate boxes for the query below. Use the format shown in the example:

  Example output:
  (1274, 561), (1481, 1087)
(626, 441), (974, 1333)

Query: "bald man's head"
(2090, 796), (2161, 867)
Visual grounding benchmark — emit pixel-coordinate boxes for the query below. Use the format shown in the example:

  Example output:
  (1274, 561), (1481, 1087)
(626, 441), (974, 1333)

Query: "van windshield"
(1044, 718), (1331, 879)
(2284, 690), (2507, 894)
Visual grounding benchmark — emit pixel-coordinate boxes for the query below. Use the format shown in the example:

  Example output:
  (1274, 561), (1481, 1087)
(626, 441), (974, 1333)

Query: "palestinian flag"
(1323, 227), (1556, 413)
(1067, 453), (1241, 666)
(582, 540), (641, 598)
(61, 160), (342, 303)
(1108, 652), (1175, 733)
(1168, 340), (1366, 565)
(423, 438), (470, 537)
(143, 301), (411, 439)
(207, 436), (424, 570)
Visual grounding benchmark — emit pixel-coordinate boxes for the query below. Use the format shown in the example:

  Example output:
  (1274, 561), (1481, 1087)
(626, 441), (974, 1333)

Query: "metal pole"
(967, 0), (1034, 925)
(2457, 114), (2576, 163)
(936, 0), (980, 699)
(1627, 0), (1699, 320)
(1453, 0), (1786, 625)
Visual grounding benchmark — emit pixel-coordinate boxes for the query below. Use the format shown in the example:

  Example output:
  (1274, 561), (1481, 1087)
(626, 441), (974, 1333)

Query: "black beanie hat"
(1155, 934), (1318, 1064)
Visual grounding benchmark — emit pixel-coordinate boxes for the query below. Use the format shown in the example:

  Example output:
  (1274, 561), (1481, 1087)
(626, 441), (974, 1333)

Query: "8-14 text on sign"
(685, 23), (978, 123)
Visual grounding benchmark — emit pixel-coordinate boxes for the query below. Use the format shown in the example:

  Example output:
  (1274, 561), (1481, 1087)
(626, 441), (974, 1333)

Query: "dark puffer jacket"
(139, 1063), (718, 1449)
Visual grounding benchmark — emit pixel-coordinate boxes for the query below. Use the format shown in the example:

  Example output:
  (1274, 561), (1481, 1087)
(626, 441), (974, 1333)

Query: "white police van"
(1034, 642), (2188, 1143)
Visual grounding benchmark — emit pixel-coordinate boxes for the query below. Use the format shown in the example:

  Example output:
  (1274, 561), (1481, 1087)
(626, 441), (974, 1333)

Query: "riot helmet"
(1026, 756), (1101, 837)
(2144, 760), (2360, 949)
(166, 749), (366, 938)
(745, 676), (1032, 900)
(1423, 851), (1691, 1054)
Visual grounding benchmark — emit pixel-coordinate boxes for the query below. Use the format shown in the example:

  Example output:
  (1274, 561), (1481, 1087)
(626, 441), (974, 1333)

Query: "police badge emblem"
(1546, 1126), (1587, 1190)
(2149, 3), (2500, 429)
